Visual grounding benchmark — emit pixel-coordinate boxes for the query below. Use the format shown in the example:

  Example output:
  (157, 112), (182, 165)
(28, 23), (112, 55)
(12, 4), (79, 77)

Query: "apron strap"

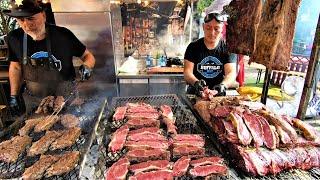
(22, 33), (28, 65)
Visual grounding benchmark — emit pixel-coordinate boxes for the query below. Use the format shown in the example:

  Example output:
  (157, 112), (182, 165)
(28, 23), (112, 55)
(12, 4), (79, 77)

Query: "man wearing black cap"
(184, 12), (237, 97)
(4, 0), (96, 115)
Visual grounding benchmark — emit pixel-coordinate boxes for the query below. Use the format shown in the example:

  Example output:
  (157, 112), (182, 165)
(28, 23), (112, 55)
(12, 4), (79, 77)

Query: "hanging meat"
(226, 0), (263, 55)
(250, 0), (302, 70)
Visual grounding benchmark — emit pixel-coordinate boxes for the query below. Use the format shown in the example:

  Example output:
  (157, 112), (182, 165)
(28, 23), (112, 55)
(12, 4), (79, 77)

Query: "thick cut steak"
(108, 125), (129, 152)
(19, 118), (42, 136)
(126, 103), (158, 113)
(129, 160), (170, 174)
(128, 170), (173, 180)
(255, 115), (277, 149)
(126, 118), (160, 129)
(126, 112), (160, 119)
(128, 127), (162, 136)
(126, 149), (170, 162)
(127, 132), (167, 142)
(0, 135), (32, 163)
(105, 158), (130, 180)
(50, 127), (81, 150)
(28, 130), (62, 156)
(190, 156), (224, 167)
(226, 0), (262, 55)
(173, 139), (205, 148)
(162, 117), (177, 135)
(172, 134), (204, 142)
(292, 118), (318, 141)
(172, 156), (190, 177)
(125, 140), (169, 150)
(229, 111), (252, 146)
(194, 101), (211, 124)
(173, 146), (205, 158)
(242, 112), (263, 147)
(34, 115), (59, 132)
(22, 155), (60, 179)
(274, 124), (292, 144)
(189, 164), (228, 177)
(160, 105), (174, 119)
(113, 106), (127, 121)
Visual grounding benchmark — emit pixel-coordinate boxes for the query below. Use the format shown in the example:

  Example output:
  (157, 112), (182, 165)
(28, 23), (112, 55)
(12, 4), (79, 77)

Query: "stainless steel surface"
(51, 0), (110, 12)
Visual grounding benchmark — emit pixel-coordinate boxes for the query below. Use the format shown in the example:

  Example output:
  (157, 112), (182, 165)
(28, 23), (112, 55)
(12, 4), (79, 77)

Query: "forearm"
(221, 72), (237, 88)
(184, 72), (199, 86)
(9, 64), (22, 96)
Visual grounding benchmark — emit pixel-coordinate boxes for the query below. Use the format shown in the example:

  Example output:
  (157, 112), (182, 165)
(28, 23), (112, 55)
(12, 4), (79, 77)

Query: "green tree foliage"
(196, 0), (214, 14)
(0, 0), (16, 36)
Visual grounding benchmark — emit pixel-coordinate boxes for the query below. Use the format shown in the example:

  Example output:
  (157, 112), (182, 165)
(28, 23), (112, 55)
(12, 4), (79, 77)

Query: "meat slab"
(45, 151), (80, 177)
(125, 140), (169, 150)
(28, 130), (62, 156)
(173, 146), (205, 158)
(128, 127), (162, 136)
(255, 114), (277, 149)
(189, 164), (228, 177)
(129, 160), (170, 174)
(126, 149), (170, 162)
(242, 112), (264, 147)
(229, 111), (252, 146)
(22, 155), (60, 179)
(173, 134), (204, 142)
(113, 106), (127, 121)
(108, 125), (129, 152)
(126, 102), (158, 113)
(105, 158), (130, 180)
(126, 118), (160, 129)
(127, 132), (167, 142)
(128, 170), (173, 180)
(50, 127), (81, 150)
(0, 135), (32, 163)
(160, 105), (173, 119)
(190, 156), (224, 167)
(19, 117), (42, 136)
(126, 112), (160, 119)
(172, 156), (190, 177)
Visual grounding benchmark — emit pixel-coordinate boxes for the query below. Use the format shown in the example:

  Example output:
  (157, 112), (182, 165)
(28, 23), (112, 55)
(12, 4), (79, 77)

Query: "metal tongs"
(43, 80), (81, 121)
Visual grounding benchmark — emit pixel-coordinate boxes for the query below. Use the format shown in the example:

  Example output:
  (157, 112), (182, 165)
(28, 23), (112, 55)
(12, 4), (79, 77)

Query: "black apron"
(21, 27), (74, 112)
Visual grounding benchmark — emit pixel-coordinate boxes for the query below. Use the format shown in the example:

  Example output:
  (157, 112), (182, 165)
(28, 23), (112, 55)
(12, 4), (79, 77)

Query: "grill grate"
(0, 97), (101, 179)
(92, 94), (237, 180)
(180, 94), (320, 180)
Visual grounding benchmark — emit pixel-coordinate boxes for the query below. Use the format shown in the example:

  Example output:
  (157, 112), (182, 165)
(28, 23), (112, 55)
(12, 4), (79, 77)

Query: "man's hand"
(9, 95), (21, 116)
(193, 79), (206, 96)
(79, 65), (92, 81)
(213, 84), (226, 96)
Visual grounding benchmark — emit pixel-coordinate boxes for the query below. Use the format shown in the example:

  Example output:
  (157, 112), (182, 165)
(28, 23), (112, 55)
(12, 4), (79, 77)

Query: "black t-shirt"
(184, 38), (236, 89)
(7, 24), (86, 81)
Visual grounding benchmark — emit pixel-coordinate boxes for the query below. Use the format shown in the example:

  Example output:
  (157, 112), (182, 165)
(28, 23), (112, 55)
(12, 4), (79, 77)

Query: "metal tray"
(90, 94), (239, 180)
(0, 96), (103, 179)
(179, 94), (320, 180)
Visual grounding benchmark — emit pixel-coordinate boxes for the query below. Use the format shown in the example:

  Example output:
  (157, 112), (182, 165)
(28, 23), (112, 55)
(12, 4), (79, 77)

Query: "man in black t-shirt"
(184, 12), (237, 96)
(4, 0), (96, 115)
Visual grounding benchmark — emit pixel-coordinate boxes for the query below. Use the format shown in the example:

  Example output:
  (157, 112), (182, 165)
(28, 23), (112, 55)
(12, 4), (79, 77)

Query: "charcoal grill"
(88, 94), (240, 179)
(180, 94), (320, 180)
(0, 96), (104, 179)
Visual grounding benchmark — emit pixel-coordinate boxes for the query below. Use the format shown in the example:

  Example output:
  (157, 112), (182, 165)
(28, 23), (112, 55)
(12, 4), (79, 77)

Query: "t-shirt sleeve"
(184, 42), (196, 63)
(7, 34), (19, 62)
(65, 28), (86, 57)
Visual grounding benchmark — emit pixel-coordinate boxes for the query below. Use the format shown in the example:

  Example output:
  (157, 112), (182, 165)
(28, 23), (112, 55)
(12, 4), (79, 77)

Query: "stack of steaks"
(194, 96), (320, 176)
(106, 102), (228, 179)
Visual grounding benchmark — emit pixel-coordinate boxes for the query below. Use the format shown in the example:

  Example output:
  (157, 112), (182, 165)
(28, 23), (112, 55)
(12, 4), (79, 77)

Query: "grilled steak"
(127, 132), (167, 142)
(226, 0), (262, 55)
(160, 105), (173, 119)
(60, 114), (79, 128)
(242, 112), (264, 147)
(22, 155), (60, 179)
(129, 160), (171, 174)
(274, 124), (292, 145)
(28, 131), (62, 156)
(173, 146), (205, 158)
(126, 118), (160, 129)
(53, 96), (65, 112)
(292, 118), (318, 141)
(35, 96), (51, 114)
(126, 112), (160, 119)
(0, 136), (32, 163)
(70, 97), (84, 106)
(190, 157), (224, 167)
(128, 127), (162, 136)
(106, 158), (130, 180)
(43, 96), (55, 114)
(228, 111), (252, 146)
(113, 106), (127, 121)
(128, 170), (173, 180)
(126, 102), (158, 113)
(194, 100), (211, 124)
(189, 164), (228, 177)
(172, 156), (190, 177)
(255, 114), (277, 149)
(126, 149), (170, 162)
(50, 127), (81, 150)
(172, 140), (205, 148)
(34, 115), (59, 132)
(45, 151), (80, 177)
(125, 140), (169, 150)
(19, 117), (42, 136)
(108, 125), (129, 152)
(172, 134), (204, 142)
(210, 106), (234, 118)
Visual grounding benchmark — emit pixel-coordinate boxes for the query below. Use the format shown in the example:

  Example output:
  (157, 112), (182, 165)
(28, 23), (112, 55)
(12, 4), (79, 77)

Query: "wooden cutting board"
(146, 67), (184, 74)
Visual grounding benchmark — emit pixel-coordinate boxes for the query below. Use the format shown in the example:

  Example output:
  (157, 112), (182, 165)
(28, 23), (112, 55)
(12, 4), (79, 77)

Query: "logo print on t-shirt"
(31, 51), (62, 71)
(197, 56), (223, 78)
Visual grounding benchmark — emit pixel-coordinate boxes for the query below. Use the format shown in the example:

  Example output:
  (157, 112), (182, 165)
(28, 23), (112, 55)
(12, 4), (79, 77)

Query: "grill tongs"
(43, 81), (80, 122)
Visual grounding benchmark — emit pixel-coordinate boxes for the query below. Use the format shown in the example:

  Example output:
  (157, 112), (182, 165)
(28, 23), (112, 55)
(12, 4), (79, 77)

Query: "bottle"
(161, 56), (167, 67)
(146, 53), (152, 68)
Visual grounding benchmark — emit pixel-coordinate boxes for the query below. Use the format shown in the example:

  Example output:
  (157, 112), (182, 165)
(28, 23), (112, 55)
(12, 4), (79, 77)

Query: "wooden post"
(297, 14), (320, 119)
(261, 68), (272, 104)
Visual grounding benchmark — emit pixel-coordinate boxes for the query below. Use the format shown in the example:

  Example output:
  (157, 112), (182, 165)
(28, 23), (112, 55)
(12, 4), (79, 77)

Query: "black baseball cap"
(3, 0), (43, 18)
(204, 12), (228, 23)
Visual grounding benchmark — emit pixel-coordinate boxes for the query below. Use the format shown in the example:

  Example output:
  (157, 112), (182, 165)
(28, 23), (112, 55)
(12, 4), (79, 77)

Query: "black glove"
(79, 65), (92, 81)
(193, 79), (206, 96)
(9, 95), (21, 116)
(213, 84), (226, 96)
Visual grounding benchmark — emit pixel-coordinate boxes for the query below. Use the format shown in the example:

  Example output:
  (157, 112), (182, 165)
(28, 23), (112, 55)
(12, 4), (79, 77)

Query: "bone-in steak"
(105, 158), (130, 180)
(172, 134), (203, 142)
(128, 170), (173, 180)
(126, 118), (160, 129)
(108, 125), (129, 152)
(172, 156), (190, 177)
(189, 164), (228, 177)
(172, 140), (205, 148)
(129, 160), (170, 174)
(127, 132), (167, 142)
(125, 140), (169, 150)
(126, 112), (160, 119)
(126, 149), (170, 162)
(34, 115), (60, 132)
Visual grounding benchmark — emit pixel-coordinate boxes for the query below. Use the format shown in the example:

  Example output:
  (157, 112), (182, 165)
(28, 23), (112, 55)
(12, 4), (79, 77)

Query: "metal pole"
(261, 68), (272, 104)
(297, 14), (320, 120)
(189, 1), (193, 43)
